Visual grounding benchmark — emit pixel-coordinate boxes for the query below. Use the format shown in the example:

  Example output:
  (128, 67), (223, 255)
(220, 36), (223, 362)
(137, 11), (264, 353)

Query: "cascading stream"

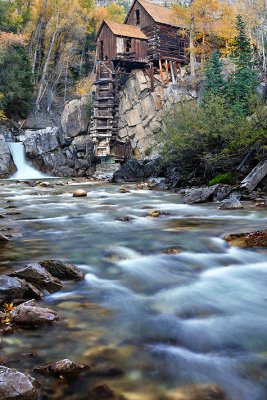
(8, 142), (47, 180)
(0, 180), (266, 400)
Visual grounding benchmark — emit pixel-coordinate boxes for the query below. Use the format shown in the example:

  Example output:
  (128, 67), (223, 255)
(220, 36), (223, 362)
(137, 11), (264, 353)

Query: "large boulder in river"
(113, 159), (161, 183)
(10, 299), (58, 327)
(184, 186), (216, 204)
(61, 96), (90, 140)
(0, 276), (26, 304)
(40, 259), (84, 280)
(218, 194), (243, 210)
(23, 128), (73, 176)
(0, 366), (40, 400)
(0, 134), (16, 178)
(184, 185), (233, 204)
(23, 126), (95, 177)
(34, 359), (90, 378)
(9, 263), (63, 293)
(224, 228), (267, 248)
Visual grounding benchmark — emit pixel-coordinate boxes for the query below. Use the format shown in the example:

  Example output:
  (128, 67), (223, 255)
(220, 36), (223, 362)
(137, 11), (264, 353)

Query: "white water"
(8, 142), (47, 180)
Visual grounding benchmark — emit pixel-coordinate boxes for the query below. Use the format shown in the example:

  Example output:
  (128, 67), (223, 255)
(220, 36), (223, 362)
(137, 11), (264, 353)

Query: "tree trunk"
(35, 26), (58, 107)
(189, 10), (196, 79)
(240, 160), (267, 192)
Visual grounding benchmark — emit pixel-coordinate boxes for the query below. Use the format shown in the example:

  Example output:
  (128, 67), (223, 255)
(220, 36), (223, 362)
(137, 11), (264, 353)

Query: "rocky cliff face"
(0, 134), (16, 178)
(17, 71), (196, 177)
(117, 69), (197, 158)
(23, 96), (96, 177)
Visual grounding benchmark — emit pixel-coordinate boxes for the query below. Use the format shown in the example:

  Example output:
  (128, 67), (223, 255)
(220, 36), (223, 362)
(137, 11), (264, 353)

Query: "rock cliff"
(0, 134), (16, 178)
(117, 69), (196, 158)
(14, 70), (196, 177)
(23, 96), (95, 177)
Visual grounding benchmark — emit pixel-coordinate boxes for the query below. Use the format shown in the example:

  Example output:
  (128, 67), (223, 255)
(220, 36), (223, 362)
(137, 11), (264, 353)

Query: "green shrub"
(159, 94), (267, 179)
(144, 146), (153, 157)
(208, 172), (235, 186)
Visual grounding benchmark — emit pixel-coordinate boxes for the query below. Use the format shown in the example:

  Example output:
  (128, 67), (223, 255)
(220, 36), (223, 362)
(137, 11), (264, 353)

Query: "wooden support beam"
(159, 59), (164, 86)
(165, 60), (169, 85)
(149, 62), (155, 92)
(170, 61), (176, 85)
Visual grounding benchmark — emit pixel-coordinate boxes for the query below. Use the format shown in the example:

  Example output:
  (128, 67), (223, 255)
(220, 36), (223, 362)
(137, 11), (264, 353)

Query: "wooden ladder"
(90, 61), (118, 158)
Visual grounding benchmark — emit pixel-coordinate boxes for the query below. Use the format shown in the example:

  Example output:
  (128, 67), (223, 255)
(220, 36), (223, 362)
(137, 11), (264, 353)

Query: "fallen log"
(240, 160), (267, 192)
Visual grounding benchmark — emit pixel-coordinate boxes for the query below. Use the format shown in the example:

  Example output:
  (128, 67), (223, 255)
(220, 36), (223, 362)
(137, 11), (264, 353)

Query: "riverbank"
(1, 178), (267, 400)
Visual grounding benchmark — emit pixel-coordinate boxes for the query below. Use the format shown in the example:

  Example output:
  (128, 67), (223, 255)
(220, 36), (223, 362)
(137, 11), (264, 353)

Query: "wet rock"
(37, 181), (51, 187)
(73, 189), (87, 197)
(0, 134), (17, 179)
(34, 359), (90, 378)
(119, 187), (131, 193)
(10, 299), (58, 327)
(184, 186), (216, 204)
(113, 159), (160, 183)
(135, 182), (149, 190)
(254, 200), (267, 208)
(0, 276), (26, 304)
(218, 194), (243, 210)
(91, 383), (126, 400)
(0, 232), (10, 242)
(214, 185), (233, 202)
(148, 177), (169, 191)
(0, 365), (40, 400)
(40, 259), (84, 281)
(116, 216), (133, 222)
(147, 210), (161, 218)
(24, 282), (43, 300)
(224, 228), (267, 248)
(161, 384), (226, 400)
(3, 211), (21, 216)
(9, 263), (62, 293)
(162, 247), (183, 254)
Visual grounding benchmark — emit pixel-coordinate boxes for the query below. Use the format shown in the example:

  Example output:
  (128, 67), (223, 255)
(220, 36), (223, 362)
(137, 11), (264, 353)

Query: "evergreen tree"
(227, 15), (257, 115)
(0, 46), (34, 119)
(202, 51), (225, 101)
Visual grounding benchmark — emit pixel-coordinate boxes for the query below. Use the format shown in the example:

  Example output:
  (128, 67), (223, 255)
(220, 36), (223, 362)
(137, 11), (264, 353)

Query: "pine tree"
(227, 15), (257, 115)
(0, 45), (34, 119)
(202, 51), (225, 101)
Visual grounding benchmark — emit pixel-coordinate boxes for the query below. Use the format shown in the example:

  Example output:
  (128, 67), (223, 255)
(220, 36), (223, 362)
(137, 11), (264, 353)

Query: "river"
(0, 179), (267, 400)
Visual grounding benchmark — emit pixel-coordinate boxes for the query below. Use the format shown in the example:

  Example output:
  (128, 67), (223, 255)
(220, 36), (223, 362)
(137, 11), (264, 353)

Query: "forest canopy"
(0, 0), (127, 120)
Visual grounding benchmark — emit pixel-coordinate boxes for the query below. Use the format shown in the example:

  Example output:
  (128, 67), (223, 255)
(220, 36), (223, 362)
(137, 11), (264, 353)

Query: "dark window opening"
(126, 38), (132, 52)
(169, 47), (176, 53)
(135, 9), (140, 25)
(179, 40), (185, 57)
(100, 40), (104, 60)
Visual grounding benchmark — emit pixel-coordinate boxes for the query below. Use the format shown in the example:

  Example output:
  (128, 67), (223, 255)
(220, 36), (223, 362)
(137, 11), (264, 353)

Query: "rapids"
(0, 179), (267, 400)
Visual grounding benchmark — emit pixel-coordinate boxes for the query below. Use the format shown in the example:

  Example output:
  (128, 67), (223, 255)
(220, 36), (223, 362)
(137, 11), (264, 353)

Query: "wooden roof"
(126, 0), (186, 28)
(97, 20), (148, 40)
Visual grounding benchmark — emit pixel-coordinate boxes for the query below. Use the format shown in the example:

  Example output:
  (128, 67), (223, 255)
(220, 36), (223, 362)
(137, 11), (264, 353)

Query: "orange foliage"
(0, 32), (28, 50)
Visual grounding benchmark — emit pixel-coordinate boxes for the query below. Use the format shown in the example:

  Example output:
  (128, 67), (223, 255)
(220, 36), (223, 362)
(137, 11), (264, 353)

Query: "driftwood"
(240, 160), (267, 192)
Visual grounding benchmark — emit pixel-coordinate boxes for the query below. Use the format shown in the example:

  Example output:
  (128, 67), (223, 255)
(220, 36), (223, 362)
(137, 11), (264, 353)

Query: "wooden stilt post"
(165, 60), (169, 85)
(170, 61), (176, 85)
(149, 62), (155, 92)
(159, 59), (164, 86)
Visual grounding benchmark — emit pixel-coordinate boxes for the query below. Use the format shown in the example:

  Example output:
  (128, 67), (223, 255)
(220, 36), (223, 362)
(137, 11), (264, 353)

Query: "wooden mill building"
(90, 0), (189, 159)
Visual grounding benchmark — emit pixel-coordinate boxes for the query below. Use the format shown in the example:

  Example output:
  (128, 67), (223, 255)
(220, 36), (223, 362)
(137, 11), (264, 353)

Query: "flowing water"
(0, 179), (267, 400)
(8, 142), (47, 180)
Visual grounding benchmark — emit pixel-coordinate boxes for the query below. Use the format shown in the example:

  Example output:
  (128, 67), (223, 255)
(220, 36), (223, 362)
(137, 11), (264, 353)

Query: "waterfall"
(8, 142), (47, 180)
